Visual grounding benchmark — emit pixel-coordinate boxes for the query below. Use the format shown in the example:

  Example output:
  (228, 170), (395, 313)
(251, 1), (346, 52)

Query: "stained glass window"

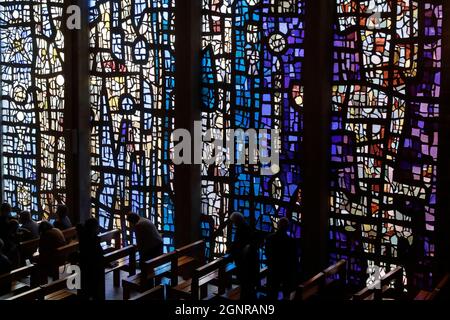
(330, 0), (442, 287)
(201, 0), (304, 256)
(89, 0), (176, 250)
(0, 0), (67, 219)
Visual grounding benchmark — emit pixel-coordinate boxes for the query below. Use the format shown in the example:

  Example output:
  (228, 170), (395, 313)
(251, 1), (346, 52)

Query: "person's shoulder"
(51, 227), (65, 238)
(139, 218), (155, 228)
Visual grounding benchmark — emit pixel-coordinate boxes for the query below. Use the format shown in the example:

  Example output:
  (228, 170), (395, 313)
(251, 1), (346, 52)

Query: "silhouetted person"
(38, 221), (66, 283)
(18, 211), (39, 240)
(53, 205), (72, 230)
(5, 219), (20, 267)
(398, 236), (415, 294)
(0, 203), (12, 244)
(0, 239), (12, 295)
(77, 218), (105, 300)
(266, 217), (297, 300)
(127, 213), (163, 267)
(229, 212), (259, 300)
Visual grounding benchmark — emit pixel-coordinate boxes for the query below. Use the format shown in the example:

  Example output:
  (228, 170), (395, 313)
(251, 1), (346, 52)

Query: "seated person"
(0, 239), (12, 295)
(38, 221), (66, 283)
(53, 205), (72, 230)
(126, 212), (163, 266)
(0, 203), (12, 244)
(229, 212), (259, 300)
(18, 211), (39, 241)
(4, 219), (20, 268)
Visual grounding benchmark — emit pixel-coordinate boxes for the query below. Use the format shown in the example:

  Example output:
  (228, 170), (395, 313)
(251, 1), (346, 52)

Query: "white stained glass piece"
(56, 75), (65, 86)
(269, 33), (286, 53)
(371, 54), (382, 65)
(17, 111), (25, 122)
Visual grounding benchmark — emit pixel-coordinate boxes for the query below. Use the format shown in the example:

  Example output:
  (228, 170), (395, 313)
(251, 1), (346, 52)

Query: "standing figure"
(77, 218), (105, 300)
(229, 212), (259, 300)
(266, 217), (298, 300)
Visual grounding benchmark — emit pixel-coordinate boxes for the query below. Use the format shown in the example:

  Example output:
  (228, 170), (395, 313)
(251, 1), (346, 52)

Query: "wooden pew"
(0, 264), (39, 298)
(324, 259), (347, 280)
(174, 240), (206, 280)
(6, 275), (78, 300)
(6, 287), (42, 300)
(295, 272), (325, 301)
(209, 254), (235, 294)
(353, 266), (403, 300)
(220, 265), (268, 301)
(62, 227), (78, 243)
(122, 241), (205, 300)
(99, 229), (121, 253)
(32, 241), (79, 283)
(293, 260), (347, 301)
(56, 241), (79, 261)
(103, 245), (137, 288)
(170, 256), (231, 300)
(20, 228), (119, 266)
(122, 251), (177, 300)
(18, 226), (78, 264)
(321, 259), (347, 299)
(41, 277), (77, 300)
(18, 238), (40, 265)
(415, 273), (450, 300)
(130, 285), (166, 300)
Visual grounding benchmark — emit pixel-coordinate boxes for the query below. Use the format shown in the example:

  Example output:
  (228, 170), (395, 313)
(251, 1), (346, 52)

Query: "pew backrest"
(19, 238), (40, 260)
(41, 277), (72, 297)
(323, 259), (347, 287)
(174, 240), (205, 279)
(142, 250), (178, 284)
(0, 264), (38, 289)
(324, 259), (346, 278)
(6, 287), (42, 300)
(190, 256), (231, 300)
(104, 245), (136, 264)
(54, 241), (80, 267)
(295, 272), (326, 301)
(62, 227), (78, 242)
(176, 240), (205, 262)
(18, 226), (78, 262)
(104, 245), (137, 274)
(99, 229), (121, 251)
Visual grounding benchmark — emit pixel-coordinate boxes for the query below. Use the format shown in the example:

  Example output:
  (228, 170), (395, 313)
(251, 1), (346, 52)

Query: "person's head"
(0, 203), (12, 217)
(126, 212), (141, 228)
(230, 212), (245, 227)
(39, 221), (54, 235)
(84, 218), (99, 237)
(56, 205), (68, 219)
(19, 211), (32, 224)
(277, 217), (290, 233)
